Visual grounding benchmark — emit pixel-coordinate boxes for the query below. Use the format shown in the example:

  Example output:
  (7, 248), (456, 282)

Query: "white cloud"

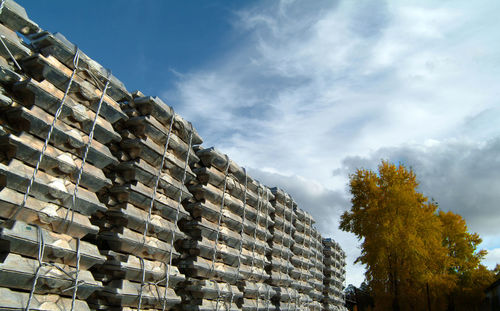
(484, 248), (500, 270)
(338, 138), (500, 237)
(166, 0), (500, 285)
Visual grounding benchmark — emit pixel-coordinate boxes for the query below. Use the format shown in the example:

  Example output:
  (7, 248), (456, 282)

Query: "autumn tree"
(340, 161), (492, 311)
(439, 211), (494, 310)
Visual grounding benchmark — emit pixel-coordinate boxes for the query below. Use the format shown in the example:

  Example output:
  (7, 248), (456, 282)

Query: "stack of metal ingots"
(88, 93), (202, 310)
(181, 147), (275, 311)
(322, 238), (347, 311)
(307, 228), (325, 311)
(290, 208), (315, 310)
(0, 0), (129, 309)
(267, 188), (297, 311)
(0, 1), (349, 311)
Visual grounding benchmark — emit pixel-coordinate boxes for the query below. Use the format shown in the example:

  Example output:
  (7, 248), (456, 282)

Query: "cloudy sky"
(21, 0), (500, 286)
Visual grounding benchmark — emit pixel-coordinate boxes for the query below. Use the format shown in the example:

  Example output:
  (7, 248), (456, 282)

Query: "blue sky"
(18, 0), (258, 94)
(19, 0), (500, 286)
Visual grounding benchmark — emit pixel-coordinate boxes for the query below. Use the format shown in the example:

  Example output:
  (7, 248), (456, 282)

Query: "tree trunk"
(426, 283), (432, 311)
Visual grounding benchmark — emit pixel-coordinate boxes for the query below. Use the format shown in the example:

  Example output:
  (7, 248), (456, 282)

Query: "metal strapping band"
(214, 281), (221, 311)
(301, 216), (312, 279)
(162, 122), (193, 311)
(0, 35), (22, 71)
(142, 112), (175, 244)
(25, 225), (45, 311)
(25, 226), (84, 311)
(234, 168), (247, 283)
(9, 50), (81, 223)
(260, 189), (269, 279)
(210, 154), (230, 273)
(250, 187), (262, 274)
(70, 238), (81, 311)
(278, 195), (289, 273)
(137, 256), (146, 311)
(0, 0), (22, 71)
(266, 286), (271, 311)
(226, 282), (234, 311)
(64, 70), (111, 232)
(285, 197), (294, 276)
(256, 288), (260, 310)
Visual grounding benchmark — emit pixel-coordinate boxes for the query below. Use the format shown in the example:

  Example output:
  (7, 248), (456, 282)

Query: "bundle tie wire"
(229, 169), (247, 309)
(285, 197), (294, 277)
(266, 286), (271, 311)
(214, 281), (221, 311)
(225, 282), (234, 311)
(25, 225), (84, 311)
(210, 155), (230, 273)
(133, 121), (192, 310)
(302, 216), (313, 283)
(249, 188), (262, 275)
(0, 0), (22, 71)
(8, 49), (81, 223)
(137, 256), (146, 311)
(135, 256), (167, 310)
(141, 112), (175, 245)
(279, 196), (290, 278)
(64, 69), (111, 232)
(0, 34), (22, 71)
(161, 122), (193, 311)
(234, 168), (247, 283)
(260, 189), (269, 280)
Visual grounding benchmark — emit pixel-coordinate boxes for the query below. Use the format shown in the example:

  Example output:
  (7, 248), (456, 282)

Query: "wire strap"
(0, 1), (22, 72)
(70, 238), (81, 311)
(162, 123), (193, 311)
(266, 286), (271, 311)
(250, 188), (262, 274)
(260, 189), (269, 280)
(225, 282), (234, 311)
(137, 256), (146, 311)
(210, 155), (230, 273)
(285, 198), (294, 276)
(235, 168), (247, 282)
(25, 225), (45, 311)
(64, 71), (111, 232)
(142, 113), (175, 244)
(25, 226), (83, 311)
(214, 281), (221, 311)
(8, 50), (81, 222)
(0, 35), (22, 71)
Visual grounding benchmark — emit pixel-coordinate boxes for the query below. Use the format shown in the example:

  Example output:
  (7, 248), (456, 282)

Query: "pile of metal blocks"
(0, 0), (129, 308)
(182, 147), (275, 311)
(322, 238), (347, 311)
(267, 188), (298, 311)
(0, 1), (351, 310)
(307, 228), (324, 311)
(88, 93), (202, 310)
(290, 208), (315, 310)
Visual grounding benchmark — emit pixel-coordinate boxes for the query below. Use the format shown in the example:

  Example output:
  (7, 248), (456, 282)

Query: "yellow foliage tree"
(340, 161), (493, 311)
(439, 211), (493, 310)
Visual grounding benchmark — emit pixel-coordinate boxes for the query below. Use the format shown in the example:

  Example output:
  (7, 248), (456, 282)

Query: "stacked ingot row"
(0, 2), (349, 311)
(0, 1), (128, 308)
(290, 208), (315, 310)
(307, 228), (324, 311)
(322, 239), (347, 311)
(181, 147), (275, 311)
(267, 188), (298, 311)
(88, 93), (203, 310)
